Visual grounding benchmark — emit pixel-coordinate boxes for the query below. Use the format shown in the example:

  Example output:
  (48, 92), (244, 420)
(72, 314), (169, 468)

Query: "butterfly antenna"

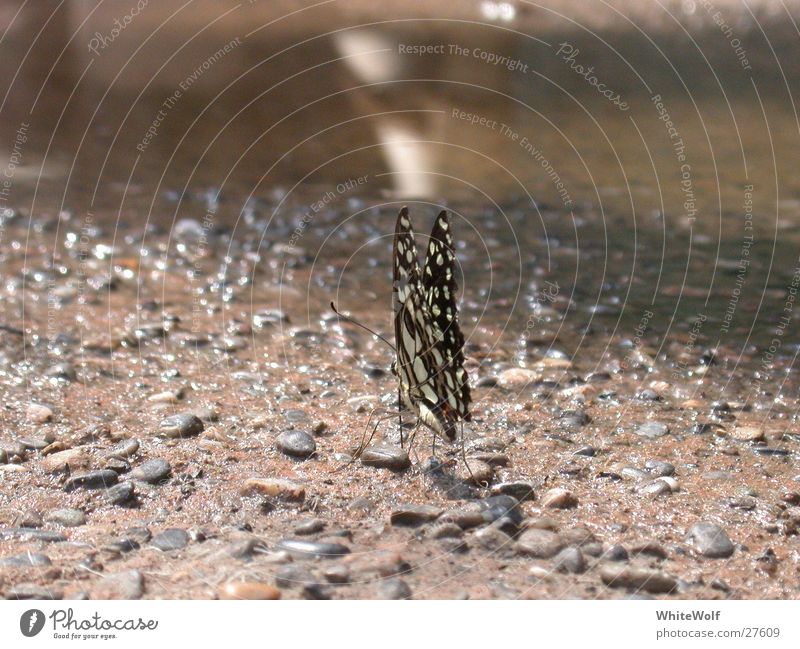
(330, 302), (396, 351)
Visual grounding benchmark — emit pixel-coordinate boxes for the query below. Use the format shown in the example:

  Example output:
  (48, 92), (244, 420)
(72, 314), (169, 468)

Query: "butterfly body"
(392, 207), (471, 441)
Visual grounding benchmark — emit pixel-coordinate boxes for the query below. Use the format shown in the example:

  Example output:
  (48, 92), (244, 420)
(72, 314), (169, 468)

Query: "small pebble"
(106, 482), (135, 505)
(0, 552), (52, 567)
(429, 522), (465, 539)
(41, 448), (90, 473)
(687, 521), (735, 558)
(276, 539), (350, 559)
(474, 525), (512, 551)
(629, 540), (668, 559)
(377, 578), (412, 599)
(45, 509), (85, 527)
(600, 564), (677, 594)
(159, 413), (204, 438)
(45, 363), (76, 381)
(91, 570), (144, 600)
(560, 527), (596, 547)
(459, 459), (494, 485)
(294, 518), (326, 535)
(516, 529), (565, 558)
(554, 547), (586, 573)
(490, 481), (537, 502)
(5, 583), (62, 600)
(241, 478), (305, 502)
(276, 430), (316, 459)
(635, 422), (669, 439)
(131, 458), (171, 484)
(637, 479), (674, 497)
(730, 426), (765, 442)
(360, 442), (410, 470)
(391, 504), (443, 526)
(541, 488), (578, 509)
(644, 460), (675, 476)
(322, 564), (350, 584)
(603, 544), (630, 561)
(151, 528), (190, 551)
(26, 403), (53, 424)
(219, 582), (281, 600)
(64, 470), (118, 492)
(106, 438), (139, 459)
(0, 528), (66, 543)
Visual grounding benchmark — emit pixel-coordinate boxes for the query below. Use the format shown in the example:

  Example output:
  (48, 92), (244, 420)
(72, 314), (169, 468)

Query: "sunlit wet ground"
(2, 0), (800, 600)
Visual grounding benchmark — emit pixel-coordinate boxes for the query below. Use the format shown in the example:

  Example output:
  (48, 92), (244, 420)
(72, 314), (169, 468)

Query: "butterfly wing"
(393, 207), (461, 439)
(422, 210), (472, 424)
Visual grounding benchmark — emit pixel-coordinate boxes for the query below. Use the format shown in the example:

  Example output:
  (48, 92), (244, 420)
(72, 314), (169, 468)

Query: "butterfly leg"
(355, 407), (393, 459)
(458, 420), (486, 488)
(405, 419), (423, 460)
(397, 386), (404, 448)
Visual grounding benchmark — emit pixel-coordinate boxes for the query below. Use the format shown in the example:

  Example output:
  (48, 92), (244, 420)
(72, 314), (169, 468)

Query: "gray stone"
(645, 460), (675, 476)
(106, 438), (139, 459)
(293, 518), (326, 535)
(638, 479), (673, 497)
(45, 509), (86, 527)
(17, 436), (52, 450)
(103, 538), (141, 554)
(516, 529), (565, 558)
(429, 523), (464, 539)
(92, 570), (144, 600)
(276, 539), (350, 559)
(276, 430), (316, 459)
(0, 528), (66, 543)
(159, 413), (204, 438)
(490, 481), (537, 502)
(554, 547), (586, 573)
(106, 481), (135, 505)
(131, 458), (171, 484)
(151, 528), (190, 551)
(391, 504), (443, 526)
(377, 578), (412, 599)
(635, 422), (669, 438)
(687, 522), (734, 558)
(5, 583), (62, 600)
(64, 470), (118, 492)
(360, 442), (410, 470)
(275, 564), (315, 588)
(603, 544), (629, 562)
(0, 552), (52, 567)
(600, 564), (677, 594)
(474, 526), (512, 551)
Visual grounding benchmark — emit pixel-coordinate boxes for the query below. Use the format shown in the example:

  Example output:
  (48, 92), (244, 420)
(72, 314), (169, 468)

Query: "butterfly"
(391, 206), (471, 441)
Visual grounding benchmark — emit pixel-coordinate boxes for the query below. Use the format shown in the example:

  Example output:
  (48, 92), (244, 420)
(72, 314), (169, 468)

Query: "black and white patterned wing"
(393, 207), (460, 439)
(422, 210), (472, 422)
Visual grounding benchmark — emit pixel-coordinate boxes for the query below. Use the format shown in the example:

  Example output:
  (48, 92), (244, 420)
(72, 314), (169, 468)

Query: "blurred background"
(1, 0), (798, 228)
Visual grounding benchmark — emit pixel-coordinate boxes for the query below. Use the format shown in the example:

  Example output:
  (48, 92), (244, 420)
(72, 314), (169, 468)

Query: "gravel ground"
(1, 204), (799, 600)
